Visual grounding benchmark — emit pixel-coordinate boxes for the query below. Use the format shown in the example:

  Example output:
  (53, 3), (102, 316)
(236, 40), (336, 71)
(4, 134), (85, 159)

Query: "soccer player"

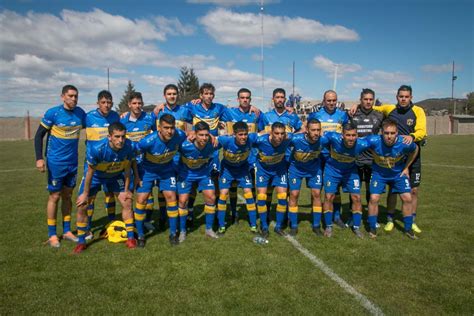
(322, 124), (369, 238)
(366, 119), (419, 239)
(73, 122), (136, 253)
(254, 122), (292, 237)
(135, 114), (186, 246)
(288, 118), (325, 236)
(84, 90), (120, 234)
(120, 92), (155, 233)
(34, 85), (86, 247)
(216, 122), (258, 235)
(308, 90), (349, 228)
(349, 85), (427, 233)
(220, 88), (259, 224)
(351, 89), (383, 206)
(177, 121), (219, 240)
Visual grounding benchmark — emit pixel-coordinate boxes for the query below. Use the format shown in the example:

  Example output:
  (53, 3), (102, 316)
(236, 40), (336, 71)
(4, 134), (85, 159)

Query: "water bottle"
(253, 236), (269, 244)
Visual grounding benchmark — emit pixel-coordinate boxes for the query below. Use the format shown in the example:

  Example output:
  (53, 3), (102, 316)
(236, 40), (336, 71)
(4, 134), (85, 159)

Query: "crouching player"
(178, 121), (219, 240)
(73, 122), (136, 253)
(216, 122), (258, 235)
(288, 119), (325, 236)
(322, 123), (369, 238)
(367, 119), (419, 239)
(135, 114), (186, 247)
(254, 122), (292, 237)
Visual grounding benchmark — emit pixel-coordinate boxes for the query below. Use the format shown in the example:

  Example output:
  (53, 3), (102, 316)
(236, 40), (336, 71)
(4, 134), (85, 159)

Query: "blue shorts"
(255, 166), (288, 188)
(47, 162), (78, 192)
(324, 170), (360, 194)
(288, 167), (322, 191)
(219, 166), (253, 190)
(178, 176), (215, 194)
(137, 169), (177, 193)
(129, 164), (145, 191)
(78, 174), (126, 198)
(370, 173), (411, 195)
(211, 151), (220, 176)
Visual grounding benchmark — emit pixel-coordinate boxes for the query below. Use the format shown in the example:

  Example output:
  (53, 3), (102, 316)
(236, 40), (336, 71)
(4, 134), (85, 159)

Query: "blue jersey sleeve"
(248, 132), (258, 145)
(41, 107), (57, 129)
(342, 111), (349, 125)
(86, 145), (99, 166)
(220, 107), (232, 122)
(404, 142), (417, 154)
(292, 114), (303, 131)
(258, 114), (267, 132)
(175, 128), (187, 142)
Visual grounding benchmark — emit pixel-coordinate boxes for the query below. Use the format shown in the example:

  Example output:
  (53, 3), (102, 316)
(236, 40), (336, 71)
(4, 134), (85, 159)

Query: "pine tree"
(117, 80), (136, 113)
(177, 67), (200, 104)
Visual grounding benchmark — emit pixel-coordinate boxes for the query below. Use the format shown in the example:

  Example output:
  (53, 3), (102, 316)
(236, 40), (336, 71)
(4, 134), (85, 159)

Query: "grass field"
(1, 135), (473, 315)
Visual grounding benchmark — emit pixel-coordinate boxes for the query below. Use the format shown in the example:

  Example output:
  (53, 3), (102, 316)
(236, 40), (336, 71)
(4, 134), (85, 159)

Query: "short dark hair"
(360, 88), (375, 99)
(163, 84), (178, 95)
(129, 92), (143, 102)
(323, 90), (337, 100)
(342, 122), (357, 132)
(200, 83), (215, 94)
(382, 119), (398, 130)
(108, 122), (126, 134)
(195, 121), (210, 132)
(62, 85), (78, 95)
(237, 88), (251, 97)
(271, 121), (286, 131)
(98, 90), (113, 101)
(397, 85), (412, 95)
(233, 121), (248, 133)
(307, 118), (321, 126)
(272, 88), (286, 98)
(159, 113), (176, 125)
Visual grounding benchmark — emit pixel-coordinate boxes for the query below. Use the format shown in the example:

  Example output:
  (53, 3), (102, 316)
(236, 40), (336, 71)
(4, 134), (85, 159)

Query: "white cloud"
(199, 8), (359, 48)
(188, 0), (279, 6)
(154, 16), (195, 36)
(421, 63), (463, 73)
(142, 75), (177, 86)
(312, 55), (362, 78)
(353, 70), (413, 83)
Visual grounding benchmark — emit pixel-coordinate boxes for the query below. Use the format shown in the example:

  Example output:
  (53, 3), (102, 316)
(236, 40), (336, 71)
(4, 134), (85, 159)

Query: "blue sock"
(125, 219), (135, 239)
(230, 187), (238, 217)
(47, 219), (57, 237)
(368, 215), (377, 230)
(77, 221), (87, 244)
(412, 212), (417, 222)
(63, 215), (72, 234)
(134, 203), (146, 238)
(352, 212), (362, 229)
(259, 212), (268, 230)
(324, 211), (333, 228)
(403, 215), (413, 232)
(387, 212), (394, 222)
(178, 208), (188, 232)
(204, 204), (215, 230)
(312, 206), (322, 228)
(167, 201), (179, 236)
(288, 206), (298, 229)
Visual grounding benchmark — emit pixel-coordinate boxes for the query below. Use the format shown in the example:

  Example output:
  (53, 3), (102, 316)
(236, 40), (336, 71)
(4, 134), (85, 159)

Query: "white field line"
(424, 163), (474, 169)
(0, 167), (36, 173)
(237, 192), (384, 315)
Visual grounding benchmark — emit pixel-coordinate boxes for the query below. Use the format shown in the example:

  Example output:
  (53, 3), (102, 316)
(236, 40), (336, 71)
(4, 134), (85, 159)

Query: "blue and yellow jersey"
(137, 129), (186, 173)
(86, 138), (134, 179)
(323, 132), (369, 173)
(178, 140), (216, 178)
(367, 135), (417, 177)
(288, 133), (326, 172)
(253, 134), (292, 173)
(217, 133), (258, 169)
(85, 109), (120, 146)
(374, 103), (427, 142)
(308, 107), (348, 156)
(121, 111), (155, 164)
(185, 102), (227, 136)
(258, 109), (302, 133)
(152, 104), (191, 131)
(221, 107), (259, 134)
(40, 104), (86, 165)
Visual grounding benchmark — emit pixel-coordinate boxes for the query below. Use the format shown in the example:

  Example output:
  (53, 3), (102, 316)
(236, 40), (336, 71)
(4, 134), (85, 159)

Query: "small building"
(451, 115), (474, 134)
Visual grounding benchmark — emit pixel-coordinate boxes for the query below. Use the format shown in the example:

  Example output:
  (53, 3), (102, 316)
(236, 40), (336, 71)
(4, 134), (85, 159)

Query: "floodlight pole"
(107, 67), (110, 91)
(451, 61), (457, 115)
(260, 0), (265, 108)
(333, 64), (338, 91)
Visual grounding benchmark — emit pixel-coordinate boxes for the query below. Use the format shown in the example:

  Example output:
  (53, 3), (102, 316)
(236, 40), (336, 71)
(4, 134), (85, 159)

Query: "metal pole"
(333, 64), (338, 91)
(451, 61), (456, 115)
(260, 0), (264, 108)
(107, 68), (110, 91)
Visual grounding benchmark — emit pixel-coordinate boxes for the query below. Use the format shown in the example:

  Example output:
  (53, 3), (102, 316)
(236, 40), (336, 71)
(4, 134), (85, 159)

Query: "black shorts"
(409, 149), (421, 188)
(357, 164), (372, 183)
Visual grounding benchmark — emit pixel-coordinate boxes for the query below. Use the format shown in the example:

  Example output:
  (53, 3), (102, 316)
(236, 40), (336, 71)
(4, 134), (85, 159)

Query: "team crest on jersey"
(406, 119), (414, 126)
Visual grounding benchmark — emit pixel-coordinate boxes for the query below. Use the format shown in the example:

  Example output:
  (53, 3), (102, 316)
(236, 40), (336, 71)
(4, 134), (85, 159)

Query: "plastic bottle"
(253, 236), (269, 244)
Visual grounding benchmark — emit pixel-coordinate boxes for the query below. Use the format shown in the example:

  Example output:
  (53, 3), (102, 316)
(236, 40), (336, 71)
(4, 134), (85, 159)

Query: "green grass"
(1, 135), (473, 315)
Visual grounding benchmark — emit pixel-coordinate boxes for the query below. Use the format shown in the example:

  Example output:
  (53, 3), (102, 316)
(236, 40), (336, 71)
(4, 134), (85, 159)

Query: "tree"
(177, 67), (200, 104)
(465, 92), (474, 115)
(116, 80), (136, 113)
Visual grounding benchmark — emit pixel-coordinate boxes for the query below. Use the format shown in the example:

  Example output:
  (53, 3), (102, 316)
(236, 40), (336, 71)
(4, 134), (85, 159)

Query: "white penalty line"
(236, 193), (383, 315)
(424, 163), (474, 169)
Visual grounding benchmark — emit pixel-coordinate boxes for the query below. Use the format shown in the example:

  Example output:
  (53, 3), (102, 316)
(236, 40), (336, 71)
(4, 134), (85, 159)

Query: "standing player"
(322, 124), (369, 238)
(287, 119), (325, 236)
(135, 114), (186, 247)
(366, 119), (419, 239)
(254, 122), (292, 237)
(120, 92), (155, 233)
(73, 122), (136, 253)
(84, 90), (120, 234)
(351, 89), (383, 207)
(34, 85), (86, 247)
(216, 122), (258, 235)
(177, 121), (219, 240)
(308, 90), (349, 228)
(220, 88), (259, 224)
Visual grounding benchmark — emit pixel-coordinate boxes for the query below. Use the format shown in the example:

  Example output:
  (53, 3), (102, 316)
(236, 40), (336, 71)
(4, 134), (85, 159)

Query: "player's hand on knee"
(76, 194), (88, 207)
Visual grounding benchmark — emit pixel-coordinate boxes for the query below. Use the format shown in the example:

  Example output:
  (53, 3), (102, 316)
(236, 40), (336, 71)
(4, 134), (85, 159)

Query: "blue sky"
(0, 0), (472, 116)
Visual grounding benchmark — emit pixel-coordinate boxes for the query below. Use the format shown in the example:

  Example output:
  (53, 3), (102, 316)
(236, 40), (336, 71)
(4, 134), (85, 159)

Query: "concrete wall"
(426, 116), (451, 135)
(453, 116), (474, 134)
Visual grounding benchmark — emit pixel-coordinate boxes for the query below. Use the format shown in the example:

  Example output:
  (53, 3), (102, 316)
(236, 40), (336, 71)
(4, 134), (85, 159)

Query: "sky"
(0, 0), (472, 116)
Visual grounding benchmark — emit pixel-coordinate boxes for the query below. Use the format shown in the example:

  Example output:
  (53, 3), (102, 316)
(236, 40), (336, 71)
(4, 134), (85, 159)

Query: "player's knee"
(311, 190), (321, 200)
(325, 194), (335, 202)
(411, 187), (418, 196)
(369, 195), (380, 204)
(351, 194), (361, 203)
(400, 193), (412, 203)
(48, 191), (61, 203)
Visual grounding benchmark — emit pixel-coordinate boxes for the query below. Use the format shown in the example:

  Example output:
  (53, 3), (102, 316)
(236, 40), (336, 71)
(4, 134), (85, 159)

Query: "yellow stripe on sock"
(243, 191), (253, 199)
(47, 219), (56, 226)
(218, 204), (227, 211)
(289, 206), (298, 213)
(63, 215), (71, 221)
(178, 208), (188, 216)
(276, 205), (286, 213)
(277, 192), (287, 200)
(247, 203), (256, 211)
(167, 200), (178, 208)
(134, 213), (146, 221)
(313, 206), (322, 213)
(204, 205), (216, 214)
(135, 202), (146, 210)
(167, 210), (179, 218)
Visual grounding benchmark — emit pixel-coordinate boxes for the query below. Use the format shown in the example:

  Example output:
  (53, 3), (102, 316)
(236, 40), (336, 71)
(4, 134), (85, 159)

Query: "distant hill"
(415, 98), (467, 114)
